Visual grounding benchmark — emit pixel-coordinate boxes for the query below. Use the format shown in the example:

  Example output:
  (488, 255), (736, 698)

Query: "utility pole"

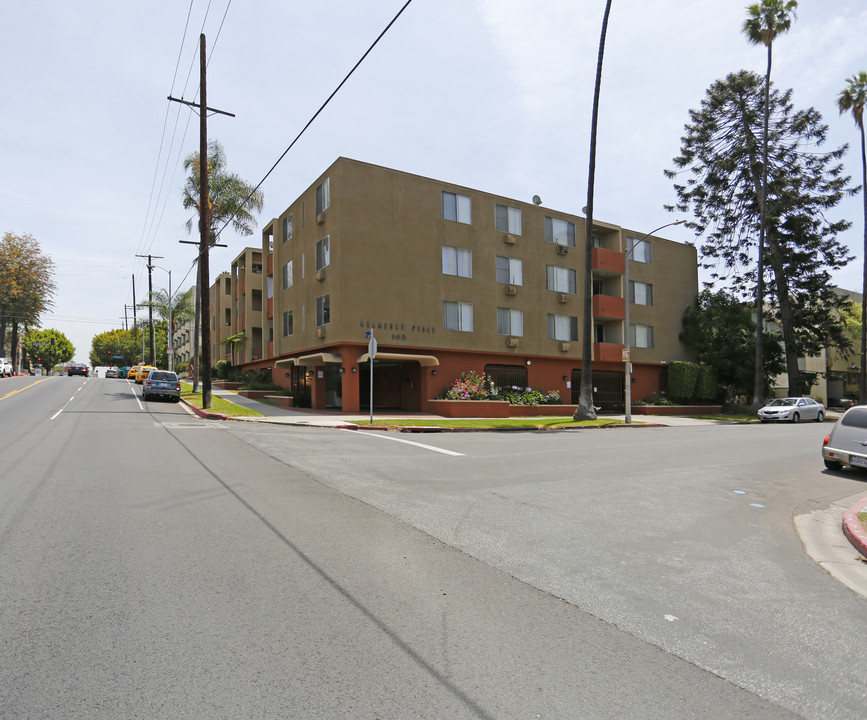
(137, 254), (163, 367)
(169, 33), (233, 409)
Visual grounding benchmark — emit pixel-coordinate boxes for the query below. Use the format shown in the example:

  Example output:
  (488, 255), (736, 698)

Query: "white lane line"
(343, 429), (464, 456)
(50, 386), (84, 420)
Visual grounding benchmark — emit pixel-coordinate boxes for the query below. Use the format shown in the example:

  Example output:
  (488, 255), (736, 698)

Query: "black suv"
(67, 363), (89, 377)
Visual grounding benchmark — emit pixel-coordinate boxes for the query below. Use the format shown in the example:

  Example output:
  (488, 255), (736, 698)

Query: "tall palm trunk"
(574, 0), (613, 421)
(859, 122), (867, 403)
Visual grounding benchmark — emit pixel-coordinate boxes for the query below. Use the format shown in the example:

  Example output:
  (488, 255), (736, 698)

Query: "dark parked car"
(142, 370), (181, 402)
(67, 362), (89, 377)
(828, 397), (857, 411)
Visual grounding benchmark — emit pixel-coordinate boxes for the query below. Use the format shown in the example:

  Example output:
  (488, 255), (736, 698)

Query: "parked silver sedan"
(141, 369), (181, 403)
(758, 397), (825, 423)
(822, 406), (867, 471)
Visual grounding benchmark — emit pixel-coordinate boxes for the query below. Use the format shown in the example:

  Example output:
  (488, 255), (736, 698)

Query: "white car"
(0, 358), (12, 377)
(822, 406), (867, 470)
(758, 397), (825, 423)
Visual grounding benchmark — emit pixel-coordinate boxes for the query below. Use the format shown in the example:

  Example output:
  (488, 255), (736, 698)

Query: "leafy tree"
(21, 328), (73, 371)
(0, 232), (57, 374)
(838, 71), (867, 402)
(742, 0), (798, 409)
(680, 289), (785, 400)
(666, 70), (854, 397)
(91, 328), (144, 367)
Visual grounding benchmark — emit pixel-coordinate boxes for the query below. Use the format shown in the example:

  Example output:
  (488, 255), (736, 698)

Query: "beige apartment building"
(218, 157), (698, 412)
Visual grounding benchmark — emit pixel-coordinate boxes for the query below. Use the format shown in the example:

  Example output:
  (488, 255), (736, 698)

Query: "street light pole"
(624, 220), (686, 424)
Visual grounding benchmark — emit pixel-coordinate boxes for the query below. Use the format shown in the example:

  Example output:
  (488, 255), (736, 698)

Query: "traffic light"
(108, 350), (112, 357)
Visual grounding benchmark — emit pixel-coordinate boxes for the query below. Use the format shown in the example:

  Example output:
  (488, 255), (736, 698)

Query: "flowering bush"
(441, 373), (561, 406)
(443, 371), (497, 400)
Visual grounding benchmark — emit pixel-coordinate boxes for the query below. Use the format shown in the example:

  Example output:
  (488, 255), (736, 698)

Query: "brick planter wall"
(428, 399), (511, 418)
(237, 389), (271, 399)
(265, 395), (294, 408)
(631, 405), (722, 415)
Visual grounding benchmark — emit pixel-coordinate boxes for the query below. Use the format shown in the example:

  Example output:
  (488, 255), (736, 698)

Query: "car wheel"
(816, 411), (825, 422)
(824, 458), (843, 471)
(760, 418), (768, 423)
(792, 412), (800, 423)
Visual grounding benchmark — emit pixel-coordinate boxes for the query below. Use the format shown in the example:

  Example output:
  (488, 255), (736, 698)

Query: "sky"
(2, 0), (866, 363)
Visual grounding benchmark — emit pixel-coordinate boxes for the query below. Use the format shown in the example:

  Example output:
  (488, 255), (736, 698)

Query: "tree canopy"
(21, 328), (74, 370)
(666, 70), (855, 396)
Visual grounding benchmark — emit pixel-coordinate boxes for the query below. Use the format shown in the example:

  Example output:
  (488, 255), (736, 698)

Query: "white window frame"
(443, 301), (473, 332)
(282, 213), (293, 242)
(546, 265), (577, 294)
(282, 261), (293, 290)
(545, 217), (576, 247)
(316, 236), (330, 271)
(547, 313), (579, 342)
(442, 191), (472, 224)
(495, 256), (523, 285)
(631, 323), (654, 348)
(629, 280), (653, 306)
(628, 237), (652, 263)
(283, 309), (294, 337)
(442, 246), (472, 278)
(316, 294), (330, 327)
(316, 178), (330, 214)
(497, 308), (524, 336)
(495, 204), (522, 235)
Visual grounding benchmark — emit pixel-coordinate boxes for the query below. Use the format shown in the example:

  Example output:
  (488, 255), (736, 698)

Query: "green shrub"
(668, 361), (699, 402)
(695, 364), (719, 401)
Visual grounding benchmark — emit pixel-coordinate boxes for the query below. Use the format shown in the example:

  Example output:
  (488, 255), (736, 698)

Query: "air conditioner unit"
(558, 293), (569, 303)
(507, 338), (519, 348)
(559, 342), (571, 352)
(557, 245), (569, 255)
(316, 268), (326, 281)
(503, 233), (517, 245)
(316, 327), (326, 338)
(505, 284), (518, 296)
(316, 212), (326, 225)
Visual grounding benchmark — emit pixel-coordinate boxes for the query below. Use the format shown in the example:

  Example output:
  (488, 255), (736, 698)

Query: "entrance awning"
(297, 352), (342, 367)
(275, 352), (342, 368)
(356, 352), (439, 367)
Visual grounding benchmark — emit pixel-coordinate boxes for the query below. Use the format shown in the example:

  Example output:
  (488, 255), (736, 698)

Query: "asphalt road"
(0, 375), (864, 719)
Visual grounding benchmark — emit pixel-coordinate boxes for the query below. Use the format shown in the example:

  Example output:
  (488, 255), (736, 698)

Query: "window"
(442, 191), (471, 224)
(443, 301), (473, 331)
(495, 256), (523, 285)
(631, 324), (654, 348)
(546, 265), (577, 294)
(442, 246), (472, 277)
(316, 236), (330, 271)
(316, 178), (330, 214)
(547, 313), (579, 342)
(628, 237), (651, 263)
(484, 364), (528, 389)
(545, 217), (576, 247)
(497, 308), (524, 336)
(282, 261), (293, 290)
(282, 214), (293, 242)
(629, 281), (653, 306)
(316, 294), (330, 327)
(495, 204), (522, 234)
(283, 310), (294, 337)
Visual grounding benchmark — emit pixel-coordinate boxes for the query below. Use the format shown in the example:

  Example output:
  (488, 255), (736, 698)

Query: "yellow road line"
(0, 378), (49, 401)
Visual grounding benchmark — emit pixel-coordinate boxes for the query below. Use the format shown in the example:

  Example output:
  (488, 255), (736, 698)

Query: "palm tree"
(182, 139), (264, 238)
(574, 0), (613, 422)
(742, 0), (797, 410)
(839, 71), (867, 403)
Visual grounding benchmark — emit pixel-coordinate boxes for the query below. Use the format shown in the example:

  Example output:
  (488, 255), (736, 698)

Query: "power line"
(215, 0), (415, 240)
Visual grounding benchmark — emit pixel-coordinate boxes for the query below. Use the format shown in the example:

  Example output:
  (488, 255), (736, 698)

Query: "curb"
(842, 495), (867, 559)
(181, 399), (228, 421)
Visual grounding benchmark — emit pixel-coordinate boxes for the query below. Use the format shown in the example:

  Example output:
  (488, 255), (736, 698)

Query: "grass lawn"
(180, 382), (264, 418)
(352, 417), (625, 430)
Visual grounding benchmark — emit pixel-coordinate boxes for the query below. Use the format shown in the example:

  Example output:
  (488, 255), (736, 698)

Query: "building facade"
(216, 157), (698, 413)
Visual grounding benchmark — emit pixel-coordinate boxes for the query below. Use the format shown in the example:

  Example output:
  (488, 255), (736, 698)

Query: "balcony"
(267, 297), (273, 319)
(592, 294), (625, 320)
(592, 247), (625, 276)
(594, 342), (625, 363)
